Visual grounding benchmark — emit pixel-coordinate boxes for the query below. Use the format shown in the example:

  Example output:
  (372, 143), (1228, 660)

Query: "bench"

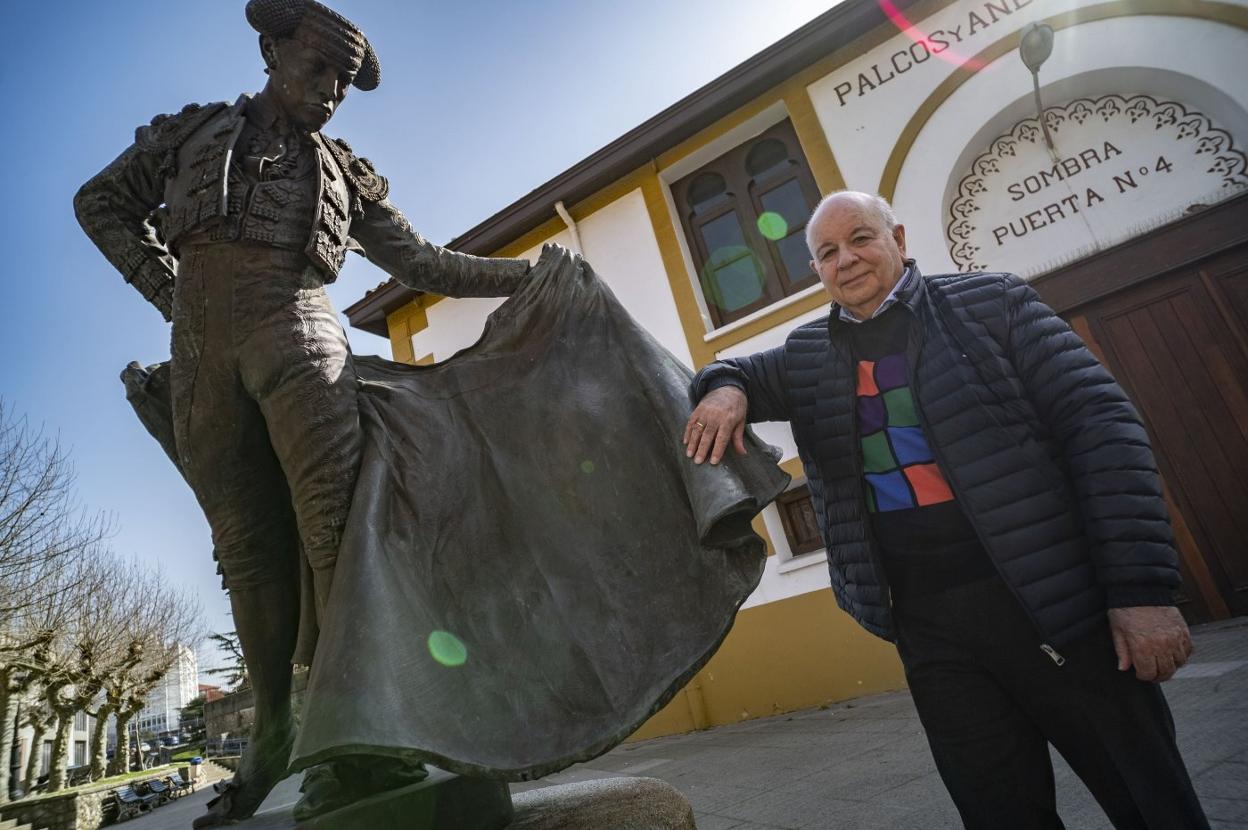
(136, 776), (171, 806)
(165, 772), (195, 798)
(110, 785), (158, 821)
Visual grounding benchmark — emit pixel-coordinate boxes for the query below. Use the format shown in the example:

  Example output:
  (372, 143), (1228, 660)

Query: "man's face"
(807, 197), (908, 320)
(264, 37), (355, 132)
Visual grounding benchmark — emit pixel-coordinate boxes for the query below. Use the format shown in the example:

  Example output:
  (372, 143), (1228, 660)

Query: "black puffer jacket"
(692, 265), (1179, 647)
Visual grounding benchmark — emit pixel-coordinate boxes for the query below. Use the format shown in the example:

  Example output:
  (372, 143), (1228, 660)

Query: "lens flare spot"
(701, 246), (766, 312)
(757, 212), (788, 241)
(428, 630), (467, 667)
(580, 460), (596, 474)
(877, 0), (984, 70)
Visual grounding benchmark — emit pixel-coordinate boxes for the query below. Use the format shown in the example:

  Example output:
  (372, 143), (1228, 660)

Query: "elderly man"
(685, 191), (1209, 828)
(75, 0), (529, 825)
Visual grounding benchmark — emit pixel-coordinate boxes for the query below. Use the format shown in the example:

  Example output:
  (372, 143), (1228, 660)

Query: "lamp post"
(1019, 22), (1057, 152)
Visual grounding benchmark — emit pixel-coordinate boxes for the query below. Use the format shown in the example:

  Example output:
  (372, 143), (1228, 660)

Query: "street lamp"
(1019, 22), (1057, 152)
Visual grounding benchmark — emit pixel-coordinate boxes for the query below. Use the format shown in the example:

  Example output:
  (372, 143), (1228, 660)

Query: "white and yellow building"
(346, 0), (1248, 738)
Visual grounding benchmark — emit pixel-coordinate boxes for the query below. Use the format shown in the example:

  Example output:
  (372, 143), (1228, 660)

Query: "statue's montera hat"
(245, 0), (380, 91)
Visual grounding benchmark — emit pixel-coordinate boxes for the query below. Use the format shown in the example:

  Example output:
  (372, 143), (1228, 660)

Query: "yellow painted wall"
(629, 588), (905, 741)
(385, 299), (428, 365)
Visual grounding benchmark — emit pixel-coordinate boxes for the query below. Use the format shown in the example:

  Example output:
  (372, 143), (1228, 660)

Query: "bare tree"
(19, 698), (56, 795)
(0, 556), (94, 802)
(0, 632), (48, 803)
(102, 570), (203, 778)
(0, 402), (202, 795)
(1, 554), (102, 794)
(87, 562), (159, 780)
(85, 640), (143, 781)
(5, 556), (203, 791)
(0, 401), (112, 619)
(42, 557), (133, 791)
(0, 401), (109, 803)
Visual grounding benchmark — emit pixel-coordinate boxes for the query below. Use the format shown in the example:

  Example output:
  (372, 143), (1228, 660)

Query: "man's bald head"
(805, 191), (899, 256)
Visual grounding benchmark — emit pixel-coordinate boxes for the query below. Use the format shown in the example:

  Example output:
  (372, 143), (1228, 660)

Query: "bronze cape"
(127, 248), (789, 780)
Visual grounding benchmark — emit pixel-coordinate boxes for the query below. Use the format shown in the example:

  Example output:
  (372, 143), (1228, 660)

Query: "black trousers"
(893, 576), (1209, 830)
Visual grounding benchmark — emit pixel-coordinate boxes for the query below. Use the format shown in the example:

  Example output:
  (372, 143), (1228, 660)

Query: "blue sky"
(1, 0), (836, 672)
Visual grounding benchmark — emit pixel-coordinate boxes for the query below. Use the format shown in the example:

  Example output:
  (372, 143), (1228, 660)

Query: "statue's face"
(262, 36), (356, 132)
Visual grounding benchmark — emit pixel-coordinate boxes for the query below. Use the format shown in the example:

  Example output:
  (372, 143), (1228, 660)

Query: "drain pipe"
(554, 200), (583, 256)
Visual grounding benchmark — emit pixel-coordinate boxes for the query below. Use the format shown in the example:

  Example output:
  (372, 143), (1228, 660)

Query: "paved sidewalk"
(519, 618), (1248, 829)
(141, 619), (1247, 829)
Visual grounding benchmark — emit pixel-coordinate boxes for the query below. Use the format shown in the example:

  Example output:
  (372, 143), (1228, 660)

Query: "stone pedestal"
(233, 771), (693, 829)
(510, 777), (696, 829)
(237, 769), (513, 829)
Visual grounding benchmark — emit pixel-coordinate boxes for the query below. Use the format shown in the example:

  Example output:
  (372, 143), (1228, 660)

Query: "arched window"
(674, 119), (822, 327)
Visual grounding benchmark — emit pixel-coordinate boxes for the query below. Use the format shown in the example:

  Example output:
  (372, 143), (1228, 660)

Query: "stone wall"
(0, 766), (196, 830)
(0, 783), (106, 830)
(204, 684), (254, 740)
(203, 669), (307, 742)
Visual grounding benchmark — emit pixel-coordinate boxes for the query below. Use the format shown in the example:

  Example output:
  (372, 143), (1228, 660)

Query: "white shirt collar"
(837, 263), (915, 324)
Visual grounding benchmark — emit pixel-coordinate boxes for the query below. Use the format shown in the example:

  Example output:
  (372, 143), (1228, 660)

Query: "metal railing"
(204, 738), (248, 757)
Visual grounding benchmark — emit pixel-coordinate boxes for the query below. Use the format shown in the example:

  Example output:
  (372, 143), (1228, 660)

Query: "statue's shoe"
(192, 721), (296, 828)
(292, 756), (428, 821)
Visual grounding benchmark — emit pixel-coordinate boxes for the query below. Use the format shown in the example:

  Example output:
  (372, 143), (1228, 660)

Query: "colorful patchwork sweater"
(846, 305), (995, 596)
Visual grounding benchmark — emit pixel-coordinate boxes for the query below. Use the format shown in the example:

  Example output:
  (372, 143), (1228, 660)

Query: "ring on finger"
(694, 421), (706, 429)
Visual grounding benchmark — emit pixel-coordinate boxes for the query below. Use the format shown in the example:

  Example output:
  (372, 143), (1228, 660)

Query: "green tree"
(181, 693), (206, 721)
(202, 631), (248, 691)
(181, 693), (207, 745)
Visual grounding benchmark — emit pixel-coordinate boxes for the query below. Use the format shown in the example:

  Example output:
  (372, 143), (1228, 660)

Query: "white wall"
(805, 1), (1248, 275)
(895, 15), (1248, 274)
(410, 189), (694, 368)
(714, 305), (845, 611)
(410, 295), (511, 363)
(713, 303), (830, 467)
(575, 189), (694, 367)
(808, 0), (1062, 192)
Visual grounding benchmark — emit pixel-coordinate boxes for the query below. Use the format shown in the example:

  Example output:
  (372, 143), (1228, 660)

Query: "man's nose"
(836, 249), (857, 271)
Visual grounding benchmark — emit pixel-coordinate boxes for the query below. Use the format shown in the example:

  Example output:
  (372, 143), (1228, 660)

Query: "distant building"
(135, 644), (198, 737)
(8, 708), (96, 795)
(198, 683), (224, 703)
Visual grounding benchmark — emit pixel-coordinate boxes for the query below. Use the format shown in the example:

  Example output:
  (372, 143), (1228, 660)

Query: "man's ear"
(892, 224), (907, 258)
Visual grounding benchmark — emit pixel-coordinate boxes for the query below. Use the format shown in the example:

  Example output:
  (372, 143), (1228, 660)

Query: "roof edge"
(342, 279), (415, 338)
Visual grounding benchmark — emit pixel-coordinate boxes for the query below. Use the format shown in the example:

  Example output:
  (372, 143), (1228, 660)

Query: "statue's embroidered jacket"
(75, 96), (529, 321)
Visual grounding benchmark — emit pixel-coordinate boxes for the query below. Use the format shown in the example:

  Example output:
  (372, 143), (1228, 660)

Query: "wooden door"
(1064, 245), (1248, 620)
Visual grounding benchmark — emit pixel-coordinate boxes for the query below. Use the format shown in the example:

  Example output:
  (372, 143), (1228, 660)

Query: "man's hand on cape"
(685, 386), (748, 466)
(1108, 605), (1193, 682)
